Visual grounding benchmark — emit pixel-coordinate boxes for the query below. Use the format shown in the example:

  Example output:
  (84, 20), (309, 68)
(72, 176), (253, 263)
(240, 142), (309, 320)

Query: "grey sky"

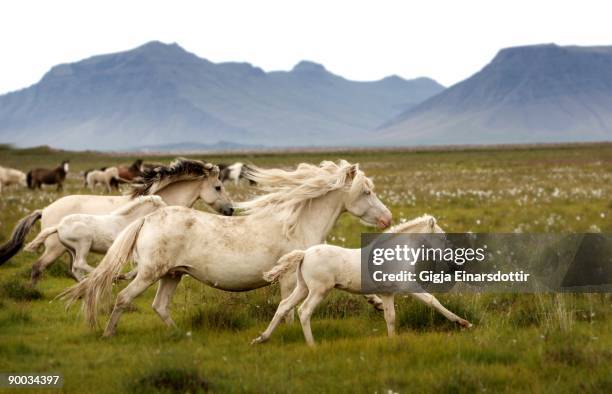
(1, 0), (611, 94)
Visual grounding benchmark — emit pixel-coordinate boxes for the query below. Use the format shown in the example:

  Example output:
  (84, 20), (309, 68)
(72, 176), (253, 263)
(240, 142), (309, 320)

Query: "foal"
(86, 167), (123, 192)
(252, 215), (472, 346)
(25, 196), (166, 280)
(27, 161), (69, 191)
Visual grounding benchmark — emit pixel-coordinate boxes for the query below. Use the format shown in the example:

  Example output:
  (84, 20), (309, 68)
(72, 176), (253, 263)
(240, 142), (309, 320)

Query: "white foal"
(25, 196), (167, 280)
(253, 215), (472, 346)
(87, 167), (122, 193)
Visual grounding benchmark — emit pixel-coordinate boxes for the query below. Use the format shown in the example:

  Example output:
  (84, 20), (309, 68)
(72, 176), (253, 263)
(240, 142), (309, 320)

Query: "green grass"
(0, 143), (611, 393)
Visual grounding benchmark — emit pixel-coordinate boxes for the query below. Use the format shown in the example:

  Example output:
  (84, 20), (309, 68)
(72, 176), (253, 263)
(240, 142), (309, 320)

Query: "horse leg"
(57, 181), (63, 191)
(380, 294), (396, 337)
(151, 273), (182, 327)
(30, 237), (66, 285)
(298, 288), (328, 346)
(279, 273), (297, 323)
(252, 280), (308, 344)
(69, 239), (95, 281)
(103, 272), (157, 337)
(410, 292), (472, 328)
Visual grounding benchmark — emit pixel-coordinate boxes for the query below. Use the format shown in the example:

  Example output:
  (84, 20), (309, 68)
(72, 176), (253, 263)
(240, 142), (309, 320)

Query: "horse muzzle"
(220, 205), (235, 216)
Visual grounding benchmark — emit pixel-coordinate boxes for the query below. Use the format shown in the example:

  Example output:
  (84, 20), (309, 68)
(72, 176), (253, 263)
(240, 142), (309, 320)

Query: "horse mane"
(129, 158), (218, 198)
(238, 160), (371, 237)
(385, 214), (438, 234)
(111, 196), (166, 216)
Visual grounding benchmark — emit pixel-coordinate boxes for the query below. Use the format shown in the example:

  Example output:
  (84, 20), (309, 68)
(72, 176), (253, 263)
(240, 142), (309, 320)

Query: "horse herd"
(0, 158), (471, 346)
(0, 159), (250, 194)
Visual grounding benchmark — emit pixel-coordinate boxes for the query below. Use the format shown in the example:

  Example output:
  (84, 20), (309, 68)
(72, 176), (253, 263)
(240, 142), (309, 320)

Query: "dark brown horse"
(27, 161), (70, 191)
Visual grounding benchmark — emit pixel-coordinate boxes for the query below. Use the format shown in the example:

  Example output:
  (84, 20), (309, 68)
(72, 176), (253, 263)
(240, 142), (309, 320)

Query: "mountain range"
(1, 42), (612, 150)
(0, 41), (442, 150)
(378, 44), (612, 144)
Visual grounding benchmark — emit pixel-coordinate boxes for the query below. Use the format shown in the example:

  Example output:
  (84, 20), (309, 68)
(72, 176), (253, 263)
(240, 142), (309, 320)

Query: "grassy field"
(0, 143), (611, 393)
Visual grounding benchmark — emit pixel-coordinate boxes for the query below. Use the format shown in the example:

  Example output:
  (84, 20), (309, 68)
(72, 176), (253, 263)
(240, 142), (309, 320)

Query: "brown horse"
(117, 159), (143, 181)
(27, 161), (70, 191)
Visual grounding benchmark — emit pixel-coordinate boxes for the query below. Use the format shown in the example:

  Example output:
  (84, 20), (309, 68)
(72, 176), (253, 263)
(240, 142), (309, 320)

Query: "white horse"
(24, 196), (167, 281)
(86, 167), (123, 193)
(0, 158), (234, 285)
(61, 160), (392, 337)
(252, 215), (473, 346)
(0, 166), (27, 192)
(219, 162), (253, 185)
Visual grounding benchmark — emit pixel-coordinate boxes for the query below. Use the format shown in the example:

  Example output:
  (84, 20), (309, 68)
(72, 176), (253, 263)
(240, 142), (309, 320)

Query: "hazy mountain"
(0, 41), (443, 150)
(378, 44), (612, 144)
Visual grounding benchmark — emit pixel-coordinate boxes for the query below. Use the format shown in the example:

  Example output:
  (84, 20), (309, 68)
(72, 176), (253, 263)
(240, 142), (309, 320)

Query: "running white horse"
(0, 158), (234, 285)
(0, 166), (27, 193)
(252, 215), (473, 346)
(86, 167), (123, 193)
(61, 160), (392, 337)
(24, 196), (167, 281)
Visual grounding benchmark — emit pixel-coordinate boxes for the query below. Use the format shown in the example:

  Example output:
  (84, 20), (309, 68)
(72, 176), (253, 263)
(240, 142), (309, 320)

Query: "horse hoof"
(458, 319), (473, 329)
(251, 336), (267, 345)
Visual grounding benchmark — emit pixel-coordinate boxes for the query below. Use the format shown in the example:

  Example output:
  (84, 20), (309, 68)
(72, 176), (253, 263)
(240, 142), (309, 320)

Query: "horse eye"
(215, 186), (222, 191)
(364, 190), (371, 195)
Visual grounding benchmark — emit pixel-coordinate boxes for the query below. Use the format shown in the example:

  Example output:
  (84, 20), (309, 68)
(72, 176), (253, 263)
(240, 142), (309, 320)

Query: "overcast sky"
(1, 0), (611, 94)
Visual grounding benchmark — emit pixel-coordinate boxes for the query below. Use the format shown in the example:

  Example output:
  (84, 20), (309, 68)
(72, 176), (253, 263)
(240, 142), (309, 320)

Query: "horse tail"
(26, 171), (33, 189)
(58, 217), (145, 328)
(0, 209), (43, 265)
(263, 250), (305, 283)
(24, 226), (57, 253)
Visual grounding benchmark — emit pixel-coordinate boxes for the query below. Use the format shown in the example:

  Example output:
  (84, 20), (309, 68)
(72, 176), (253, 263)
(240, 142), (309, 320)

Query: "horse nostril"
(223, 207), (234, 216)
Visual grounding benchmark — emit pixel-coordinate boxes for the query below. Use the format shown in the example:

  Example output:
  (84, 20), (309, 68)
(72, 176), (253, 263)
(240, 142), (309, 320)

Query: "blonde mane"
(238, 160), (372, 237)
(385, 214), (440, 234)
(110, 196), (166, 217)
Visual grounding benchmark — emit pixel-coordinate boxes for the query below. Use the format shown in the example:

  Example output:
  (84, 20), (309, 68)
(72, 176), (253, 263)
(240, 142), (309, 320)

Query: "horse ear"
(428, 217), (436, 229)
(346, 164), (359, 180)
(210, 165), (220, 177)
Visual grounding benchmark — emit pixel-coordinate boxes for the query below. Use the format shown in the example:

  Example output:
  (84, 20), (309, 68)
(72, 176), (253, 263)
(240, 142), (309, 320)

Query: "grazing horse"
(86, 167), (124, 193)
(0, 158), (234, 285)
(252, 215), (472, 346)
(0, 166), (27, 193)
(60, 160), (392, 337)
(25, 196), (167, 280)
(27, 161), (69, 191)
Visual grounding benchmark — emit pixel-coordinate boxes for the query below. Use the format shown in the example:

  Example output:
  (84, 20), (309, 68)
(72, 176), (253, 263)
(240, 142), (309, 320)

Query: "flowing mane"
(385, 214), (440, 234)
(238, 160), (372, 236)
(130, 158), (218, 197)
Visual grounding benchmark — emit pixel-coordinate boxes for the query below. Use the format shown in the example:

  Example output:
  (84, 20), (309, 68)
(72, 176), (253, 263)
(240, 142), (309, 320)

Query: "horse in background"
(117, 159), (143, 181)
(27, 161), (69, 191)
(0, 166), (27, 192)
(219, 162), (256, 185)
(86, 167), (125, 193)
